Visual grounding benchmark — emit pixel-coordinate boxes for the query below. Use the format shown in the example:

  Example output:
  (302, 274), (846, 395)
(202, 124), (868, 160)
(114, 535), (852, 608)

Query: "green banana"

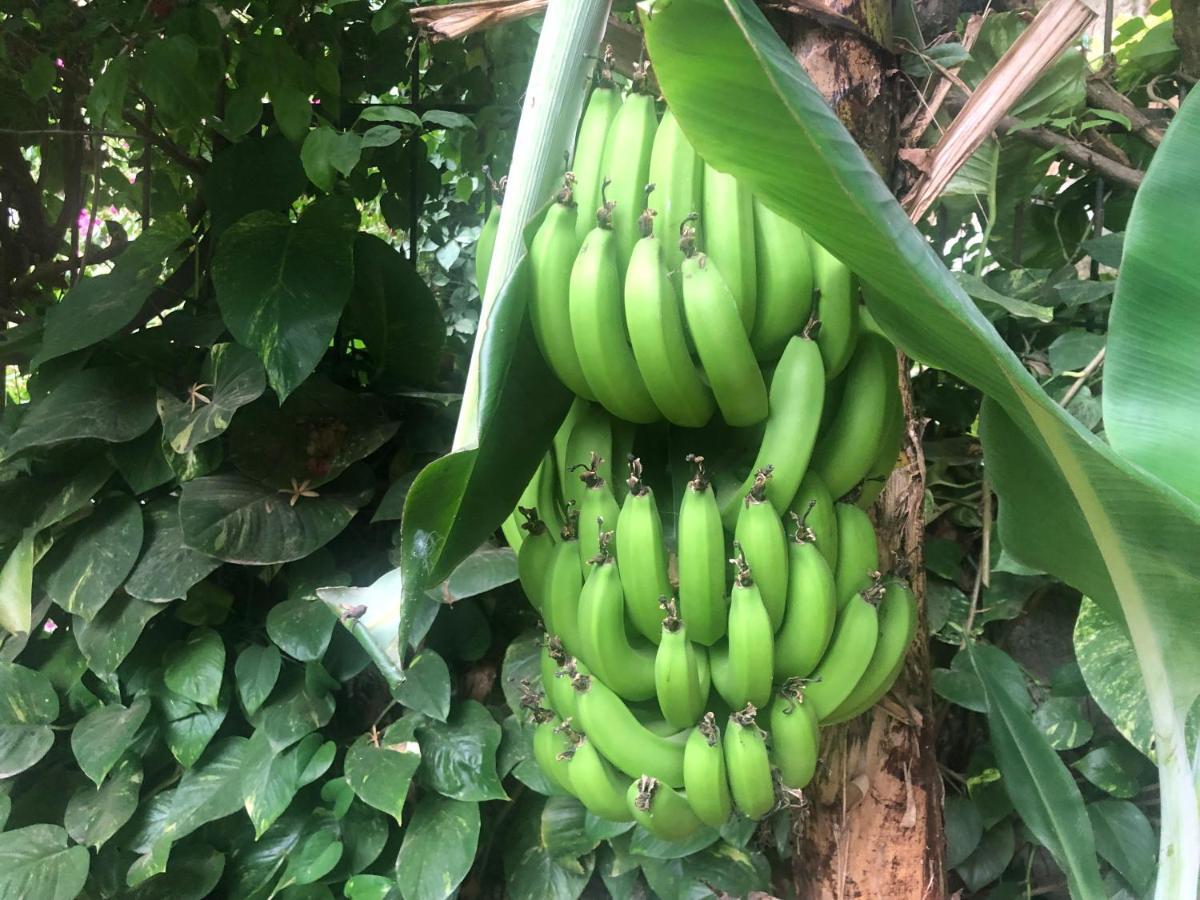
(856, 359), (905, 510)
(725, 335), (826, 523)
(646, 108), (701, 284)
(615, 458), (672, 643)
(825, 580), (917, 723)
(500, 514), (524, 554)
(572, 670), (686, 787)
(536, 452), (565, 538)
(733, 470), (789, 631)
(832, 501), (879, 610)
(677, 455), (728, 646)
(568, 735), (634, 822)
(810, 336), (898, 499)
(575, 453), (621, 576)
(750, 199), (813, 360)
(500, 449), (548, 551)
(723, 704), (775, 820)
(805, 581), (882, 721)
(576, 532), (657, 701)
(542, 514), (585, 658)
(517, 508), (555, 614)
(541, 637), (581, 721)
(725, 551), (775, 709)
(680, 239), (768, 427)
(610, 418), (636, 506)
(768, 680), (820, 790)
(600, 69), (657, 276)
(774, 511), (837, 678)
(683, 713), (733, 828)
(530, 176), (594, 399)
(811, 242), (859, 378)
(569, 198), (661, 423)
(553, 399), (587, 502)
(571, 62), (620, 245)
(707, 639), (737, 709)
(475, 169), (504, 297)
(701, 165), (756, 331)
(788, 471), (838, 569)
(532, 711), (578, 796)
(627, 702), (694, 740)
(654, 598), (706, 730)
(625, 205), (715, 427)
(563, 403), (613, 511)
(628, 776), (706, 841)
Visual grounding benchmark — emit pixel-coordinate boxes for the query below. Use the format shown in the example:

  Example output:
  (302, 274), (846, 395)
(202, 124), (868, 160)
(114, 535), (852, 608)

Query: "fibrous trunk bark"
(776, 3), (947, 897)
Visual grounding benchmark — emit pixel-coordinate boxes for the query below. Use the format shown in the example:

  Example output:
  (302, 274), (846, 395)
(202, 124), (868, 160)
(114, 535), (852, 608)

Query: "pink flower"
(77, 208), (101, 235)
(55, 58), (64, 69)
(43, 619), (58, 634)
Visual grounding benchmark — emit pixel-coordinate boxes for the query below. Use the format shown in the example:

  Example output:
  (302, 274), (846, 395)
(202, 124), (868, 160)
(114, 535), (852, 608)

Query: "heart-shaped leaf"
(0, 825), (89, 900)
(5, 367), (157, 457)
(0, 531), (35, 637)
(71, 695), (151, 786)
(33, 216), (192, 367)
(156, 682), (230, 769)
(346, 234), (444, 392)
(41, 495), (144, 621)
(163, 627), (225, 708)
(394, 651), (451, 722)
(179, 464), (374, 565)
(64, 755), (143, 848)
(73, 594), (166, 676)
(395, 795), (479, 900)
(213, 199), (357, 400)
(416, 700), (506, 802)
(235, 644), (281, 716)
(241, 730), (335, 838)
(158, 342), (266, 455)
(345, 724), (422, 824)
(0, 662), (59, 778)
(126, 498), (222, 603)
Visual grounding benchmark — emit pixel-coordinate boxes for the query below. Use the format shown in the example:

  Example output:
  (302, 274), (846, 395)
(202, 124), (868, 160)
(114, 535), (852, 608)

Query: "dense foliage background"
(0, 0), (1191, 896)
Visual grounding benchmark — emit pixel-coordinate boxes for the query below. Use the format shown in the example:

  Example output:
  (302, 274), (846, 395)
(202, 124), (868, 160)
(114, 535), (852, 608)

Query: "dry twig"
(903, 0), (1098, 221)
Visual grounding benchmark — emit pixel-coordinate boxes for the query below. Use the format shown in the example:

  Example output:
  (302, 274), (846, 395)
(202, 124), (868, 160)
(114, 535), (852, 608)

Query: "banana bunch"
(523, 50), (831, 431)
(495, 53), (919, 839)
(510, 425), (916, 836)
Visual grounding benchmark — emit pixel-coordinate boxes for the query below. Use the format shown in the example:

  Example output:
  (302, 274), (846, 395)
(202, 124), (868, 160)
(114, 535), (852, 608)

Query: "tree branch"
(999, 116), (1144, 189)
(1085, 78), (1165, 148)
(7, 221), (129, 299)
(1174, 0), (1200, 81)
(900, 13), (988, 146)
(902, 0), (1097, 221)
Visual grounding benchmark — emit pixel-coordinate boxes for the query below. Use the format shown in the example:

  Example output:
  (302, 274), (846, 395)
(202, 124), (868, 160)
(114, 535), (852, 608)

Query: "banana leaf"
(396, 0), (610, 655)
(638, 1), (1199, 895)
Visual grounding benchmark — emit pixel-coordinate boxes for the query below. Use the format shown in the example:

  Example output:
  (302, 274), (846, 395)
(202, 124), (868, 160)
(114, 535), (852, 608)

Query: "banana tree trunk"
(775, 4), (948, 897)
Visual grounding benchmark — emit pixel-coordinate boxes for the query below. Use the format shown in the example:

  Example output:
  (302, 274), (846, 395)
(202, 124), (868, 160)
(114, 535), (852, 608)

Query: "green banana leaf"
(970, 643), (1105, 898)
(1103, 92), (1200, 506)
(396, 0), (610, 653)
(638, 0), (1198, 894)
